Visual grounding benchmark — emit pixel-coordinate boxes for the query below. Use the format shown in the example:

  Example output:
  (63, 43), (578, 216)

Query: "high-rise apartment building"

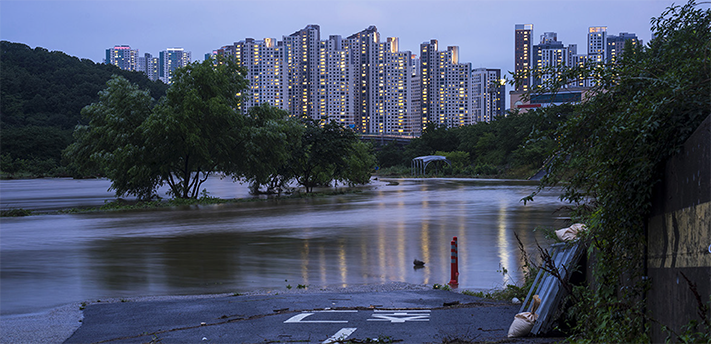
(587, 26), (607, 63)
(345, 26), (379, 133)
(368, 37), (415, 134)
(137, 53), (159, 81)
(220, 25), (421, 135)
(281, 25), (320, 119)
(228, 38), (288, 112)
(105, 45), (138, 71)
(216, 25), (487, 135)
(410, 56), (423, 136)
(159, 48), (191, 84)
(532, 32), (577, 88)
(606, 32), (640, 62)
(472, 68), (505, 122)
(419, 41), (474, 128)
(514, 24), (533, 92)
(314, 35), (356, 128)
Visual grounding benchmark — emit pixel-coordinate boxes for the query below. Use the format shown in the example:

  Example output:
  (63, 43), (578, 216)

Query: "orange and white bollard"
(449, 236), (459, 288)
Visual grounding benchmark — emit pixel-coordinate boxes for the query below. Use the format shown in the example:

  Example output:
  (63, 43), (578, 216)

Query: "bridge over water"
(359, 133), (415, 146)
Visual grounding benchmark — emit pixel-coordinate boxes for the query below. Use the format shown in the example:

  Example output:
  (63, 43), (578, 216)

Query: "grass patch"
(34, 188), (366, 216)
(0, 208), (33, 217)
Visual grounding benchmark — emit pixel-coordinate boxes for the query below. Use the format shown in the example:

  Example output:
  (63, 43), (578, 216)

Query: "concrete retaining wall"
(647, 115), (710, 342)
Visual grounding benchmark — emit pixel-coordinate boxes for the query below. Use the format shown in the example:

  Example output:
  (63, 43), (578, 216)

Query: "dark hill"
(0, 41), (169, 175)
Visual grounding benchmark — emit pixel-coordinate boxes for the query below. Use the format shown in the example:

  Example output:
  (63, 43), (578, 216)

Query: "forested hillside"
(0, 41), (168, 176)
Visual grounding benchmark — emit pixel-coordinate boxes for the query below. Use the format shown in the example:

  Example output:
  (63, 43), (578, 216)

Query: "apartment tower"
(514, 24), (533, 92)
(105, 45), (138, 71)
(159, 48), (191, 84)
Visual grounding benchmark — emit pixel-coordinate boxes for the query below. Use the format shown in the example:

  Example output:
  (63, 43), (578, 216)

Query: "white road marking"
(322, 327), (357, 344)
(284, 310), (357, 324)
(368, 310), (431, 323)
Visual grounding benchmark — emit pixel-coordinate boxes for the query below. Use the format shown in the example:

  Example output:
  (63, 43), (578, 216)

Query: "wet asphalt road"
(64, 290), (549, 343)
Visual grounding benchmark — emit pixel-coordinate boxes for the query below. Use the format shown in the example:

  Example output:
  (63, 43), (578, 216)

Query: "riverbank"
(0, 176), (545, 217)
(0, 181), (380, 217)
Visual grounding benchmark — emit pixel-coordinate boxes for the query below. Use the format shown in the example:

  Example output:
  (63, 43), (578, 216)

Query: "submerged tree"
(65, 57), (250, 199)
(242, 103), (304, 195)
(143, 57), (249, 199)
(64, 75), (158, 199)
(290, 119), (373, 193)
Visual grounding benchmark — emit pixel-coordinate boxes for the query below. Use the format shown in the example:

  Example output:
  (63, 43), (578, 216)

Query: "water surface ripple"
(0, 178), (567, 315)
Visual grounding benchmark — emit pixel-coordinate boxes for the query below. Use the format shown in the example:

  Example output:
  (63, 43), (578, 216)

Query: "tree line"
(63, 58), (375, 199)
(374, 105), (571, 179)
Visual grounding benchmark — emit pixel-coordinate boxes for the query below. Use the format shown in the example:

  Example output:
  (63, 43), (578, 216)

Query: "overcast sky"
(1, 0), (682, 77)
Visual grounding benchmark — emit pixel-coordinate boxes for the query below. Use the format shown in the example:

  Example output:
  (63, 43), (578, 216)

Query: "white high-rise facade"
(316, 35), (356, 128)
(137, 53), (159, 81)
(472, 68), (505, 123)
(217, 25), (487, 135)
(587, 26), (607, 63)
(420, 41), (474, 128)
(105, 45), (138, 71)
(159, 48), (191, 84)
(229, 38), (288, 112)
(220, 25), (422, 135)
(532, 32), (577, 88)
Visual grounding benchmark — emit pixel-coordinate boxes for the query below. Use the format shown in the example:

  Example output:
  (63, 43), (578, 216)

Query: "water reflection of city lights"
(338, 239), (347, 287)
(319, 244), (326, 286)
(498, 199), (514, 286)
(301, 241), (309, 286)
(420, 221), (431, 284)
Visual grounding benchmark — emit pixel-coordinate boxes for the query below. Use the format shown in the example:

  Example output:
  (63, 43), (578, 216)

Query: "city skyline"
(1, 0), (678, 80)
(209, 26), (504, 135)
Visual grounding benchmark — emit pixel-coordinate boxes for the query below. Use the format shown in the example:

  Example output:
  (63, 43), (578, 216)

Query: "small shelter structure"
(411, 155), (451, 176)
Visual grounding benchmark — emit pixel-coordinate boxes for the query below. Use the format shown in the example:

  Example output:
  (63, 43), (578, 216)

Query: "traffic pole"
(449, 236), (459, 288)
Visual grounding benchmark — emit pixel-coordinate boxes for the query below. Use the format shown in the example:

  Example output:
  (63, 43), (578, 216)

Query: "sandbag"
(507, 295), (541, 338)
(555, 223), (587, 241)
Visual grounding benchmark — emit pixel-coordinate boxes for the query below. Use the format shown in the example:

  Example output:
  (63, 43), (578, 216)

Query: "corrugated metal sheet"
(519, 241), (585, 335)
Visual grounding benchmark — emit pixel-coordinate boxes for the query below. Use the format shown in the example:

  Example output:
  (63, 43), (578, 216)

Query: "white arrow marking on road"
(284, 310), (357, 324)
(322, 328), (357, 344)
(367, 310), (431, 323)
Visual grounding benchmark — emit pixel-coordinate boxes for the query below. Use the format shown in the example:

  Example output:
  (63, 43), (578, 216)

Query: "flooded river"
(0, 177), (567, 315)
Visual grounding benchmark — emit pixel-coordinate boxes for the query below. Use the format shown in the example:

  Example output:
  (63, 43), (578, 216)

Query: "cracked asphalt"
(63, 288), (560, 343)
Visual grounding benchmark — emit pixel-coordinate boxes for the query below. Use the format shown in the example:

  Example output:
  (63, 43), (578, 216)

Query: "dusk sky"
(1, 0), (684, 79)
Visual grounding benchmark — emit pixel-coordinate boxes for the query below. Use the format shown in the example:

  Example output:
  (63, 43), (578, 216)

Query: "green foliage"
(461, 290), (485, 298)
(343, 140), (377, 186)
(242, 103), (304, 195)
(0, 41), (168, 176)
(376, 142), (405, 168)
(523, 1), (710, 341)
(374, 165), (410, 177)
(433, 283), (452, 291)
(472, 163), (498, 176)
(244, 107), (375, 194)
(64, 71), (374, 199)
(434, 151), (470, 171)
(290, 119), (373, 192)
(144, 57), (249, 199)
(64, 75), (157, 198)
(376, 109), (561, 178)
(0, 208), (33, 217)
(65, 57), (251, 199)
(665, 319), (711, 344)
(421, 123), (459, 152)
